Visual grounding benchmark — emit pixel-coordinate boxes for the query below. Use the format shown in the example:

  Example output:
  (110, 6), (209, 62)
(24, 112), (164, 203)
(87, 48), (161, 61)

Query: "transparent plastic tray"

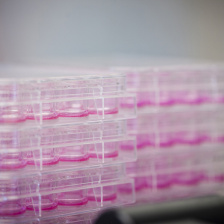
(0, 164), (126, 200)
(0, 163), (135, 220)
(22, 212), (97, 224)
(0, 177), (134, 222)
(114, 66), (224, 112)
(122, 110), (224, 152)
(124, 145), (224, 203)
(0, 121), (136, 171)
(14, 212), (98, 224)
(0, 67), (136, 125)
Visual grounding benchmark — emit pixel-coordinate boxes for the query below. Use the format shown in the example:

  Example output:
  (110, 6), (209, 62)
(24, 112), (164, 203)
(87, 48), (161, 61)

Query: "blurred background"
(0, 0), (224, 63)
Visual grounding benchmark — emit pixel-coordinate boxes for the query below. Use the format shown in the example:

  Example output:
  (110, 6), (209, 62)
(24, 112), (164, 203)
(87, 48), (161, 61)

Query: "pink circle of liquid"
(136, 101), (152, 108)
(27, 112), (59, 120)
(89, 141), (119, 159)
(210, 174), (224, 183)
(0, 153), (27, 170)
(158, 91), (178, 106)
(27, 150), (59, 166)
(0, 161), (27, 170)
(177, 97), (203, 105)
(88, 95), (119, 115)
(0, 116), (26, 124)
(27, 157), (59, 166)
(182, 136), (209, 145)
(216, 136), (224, 143)
(159, 140), (175, 148)
(0, 106), (26, 124)
(58, 191), (88, 206)
(173, 90), (208, 105)
(146, 174), (173, 189)
(177, 132), (210, 146)
(135, 177), (147, 191)
(151, 133), (176, 148)
(0, 202), (26, 216)
(136, 134), (152, 150)
(134, 133), (177, 149)
(121, 97), (136, 108)
(59, 146), (89, 162)
(189, 97), (208, 105)
(135, 91), (212, 108)
(57, 102), (89, 118)
(136, 96), (210, 107)
(27, 102), (59, 120)
(173, 171), (205, 186)
(88, 189), (117, 202)
(135, 92), (156, 108)
(26, 196), (58, 211)
(159, 100), (176, 107)
(88, 149), (118, 159)
(118, 177), (146, 193)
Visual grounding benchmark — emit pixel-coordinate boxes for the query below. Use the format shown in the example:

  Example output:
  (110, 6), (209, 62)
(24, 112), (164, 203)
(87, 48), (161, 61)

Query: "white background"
(1, 0), (224, 62)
